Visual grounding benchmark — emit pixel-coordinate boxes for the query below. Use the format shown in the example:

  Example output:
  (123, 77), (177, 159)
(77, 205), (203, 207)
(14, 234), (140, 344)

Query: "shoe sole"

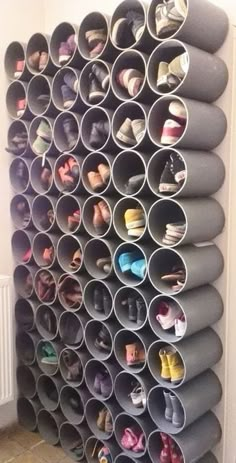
(161, 135), (180, 145)
(59, 55), (71, 64)
(101, 74), (110, 91)
(63, 100), (75, 109)
(126, 219), (145, 230)
(36, 129), (52, 142)
(14, 71), (23, 78)
(89, 91), (106, 104)
(159, 183), (179, 193)
(128, 229), (144, 237)
(116, 130), (136, 146)
(17, 110), (25, 117)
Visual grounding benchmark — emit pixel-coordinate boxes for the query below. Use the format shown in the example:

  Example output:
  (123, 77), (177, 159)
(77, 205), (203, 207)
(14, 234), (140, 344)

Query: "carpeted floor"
(0, 426), (73, 463)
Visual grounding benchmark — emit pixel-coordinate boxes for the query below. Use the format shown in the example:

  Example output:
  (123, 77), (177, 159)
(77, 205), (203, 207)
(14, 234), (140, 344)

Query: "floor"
(0, 425), (73, 463)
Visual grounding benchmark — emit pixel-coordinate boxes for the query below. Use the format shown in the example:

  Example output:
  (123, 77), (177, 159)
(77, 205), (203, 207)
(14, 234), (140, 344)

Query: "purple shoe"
(100, 373), (112, 398)
(67, 34), (77, 53)
(61, 84), (76, 109)
(59, 42), (72, 65)
(64, 72), (79, 93)
(93, 372), (104, 394)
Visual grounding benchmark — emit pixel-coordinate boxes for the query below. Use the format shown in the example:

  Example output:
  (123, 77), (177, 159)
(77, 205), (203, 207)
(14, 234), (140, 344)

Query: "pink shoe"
(132, 432), (145, 453)
(156, 301), (182, 330)
(168, 436), (183, 463)
(160, 433), (171, 463)
(22, 248), (32, 263)
(121, 428), (138, 450)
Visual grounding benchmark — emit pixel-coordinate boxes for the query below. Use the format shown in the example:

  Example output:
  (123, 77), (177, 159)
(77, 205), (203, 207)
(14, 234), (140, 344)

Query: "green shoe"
(41, 342), (57, 364)
(32, 136), (50, 155)
(36, 120), (52, 141)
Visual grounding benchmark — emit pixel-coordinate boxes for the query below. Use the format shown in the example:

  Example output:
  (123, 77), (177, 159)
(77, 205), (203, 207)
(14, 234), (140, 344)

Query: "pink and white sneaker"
(160, 119), (185, 145)
(156, 301), (182, 330)
(175, 315), (186, 337)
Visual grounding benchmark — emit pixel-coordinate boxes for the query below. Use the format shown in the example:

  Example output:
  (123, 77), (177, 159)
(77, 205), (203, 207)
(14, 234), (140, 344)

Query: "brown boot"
(93, 205), (107, 235)
(98, 200), (111, 225)
(87, 171), (104, 191)
(97, 407), (107, 431)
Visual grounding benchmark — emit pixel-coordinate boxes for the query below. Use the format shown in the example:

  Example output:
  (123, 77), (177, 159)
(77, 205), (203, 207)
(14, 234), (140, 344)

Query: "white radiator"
(0, 276), (14, 405)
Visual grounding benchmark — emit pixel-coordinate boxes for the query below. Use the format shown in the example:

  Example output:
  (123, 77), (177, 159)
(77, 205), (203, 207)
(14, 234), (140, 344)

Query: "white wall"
(0, 0), (44, 429)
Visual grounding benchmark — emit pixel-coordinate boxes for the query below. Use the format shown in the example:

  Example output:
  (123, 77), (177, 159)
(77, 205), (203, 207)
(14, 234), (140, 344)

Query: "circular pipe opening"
(32, 195), (56, 232)
(147, 149), (187, 198)
(112, 150), (146, 197)
(85, 358), (113, 401)
(149, 294), (185, 343)
(57, 235), (83, 274)
(14, 265), (34, 298)
(82, 196), (112, 238)
(6, 81), (27, 120)
(34, 269), (57, 304)
(16, 332), (36, 366)
(110, 0), (146, 50)
(11, 230), (32, 264)
(148, 96), (187, 148)
(148, 199), (186, 247)
(59, 311), (84, 348)
(5, 42), (26, 81)
(7, 120), (29, 157)
(30, 157), (54, 195)
(36, 339), (59, 376)
(81, 151), (112, 196)
(54, 154), (81, 194)
(52, 67), (79, 111)
(36, 304), (59, 340)
(59, 348), (84, 386)
(60, 386), (85, 425)
(37, 409), (60, 445)
(17, 398), (37, 431)
(37, 374), (60, 411)
(148, 248), (186, 295)
(27, 75), (52, 116)
(53, 112), (80, 153)
(114, 329), (147, 374)
(80, 60), (111, 107)
(147, 40), (188, 95)
(56, 195), (82, 234)
(114, 287), (147, 331)
(78, 13), (109, 60)
(26, 33), (50, 74)
(84, 280), (113, 320)
(15, 298), (35, 332)
(112, 102), (147, 149)
(85, 398), (114, 440)
(49, 22), (78, 68)
(113, 197), (147, 243)
(9, 158), (30, 194)
(29, 116), (53, 156)
(147, 340), (186, 388)
(17, 365), (37, 399)
(60, 422), (85, 461)
(114, 243), (147, 287)
(111, 50), (146, 101)
(58, 274), (83, 311)
(84, 239), (113, 280)
(85, 320), (113, 361)
(81, 107), (111, 152)
(10, 194), (31, 229)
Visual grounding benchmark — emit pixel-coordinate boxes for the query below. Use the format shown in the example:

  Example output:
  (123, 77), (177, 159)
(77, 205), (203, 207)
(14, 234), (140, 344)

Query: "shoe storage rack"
(6, 0), (228, 462)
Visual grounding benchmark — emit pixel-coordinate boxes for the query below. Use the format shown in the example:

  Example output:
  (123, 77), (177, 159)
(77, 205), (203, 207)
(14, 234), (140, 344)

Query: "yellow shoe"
(124, 208), (145, 230)
(159, 347), (171, 380)
(167, 348), (184, 384)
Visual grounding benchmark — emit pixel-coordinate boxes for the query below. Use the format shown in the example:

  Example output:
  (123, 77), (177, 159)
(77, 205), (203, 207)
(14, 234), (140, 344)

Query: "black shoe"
(91, 64), (110, 91)
(170, 152), (186, 184)
(159, 160), (179, 194)
(125, 174), (145, 195)
(94, 287), (104, 312)
(121, 295), (138, 322)
(95, 326), (111, 351)
(126, 10), (145, 42)
(136, 298), (146, 325)
(103, 288), (112, 313)
(63, 117), (78, 150)
(89, 122), (108, 148)
(88, 73), (106, 104)
(96, 120), (110, 136)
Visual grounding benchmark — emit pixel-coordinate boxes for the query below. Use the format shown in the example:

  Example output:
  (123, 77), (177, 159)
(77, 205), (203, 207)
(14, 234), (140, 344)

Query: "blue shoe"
(131, 259), (146, 279)
(61, 84), (76, 109)
(63, 72), (79, 93)
(118, 251), (141, 273)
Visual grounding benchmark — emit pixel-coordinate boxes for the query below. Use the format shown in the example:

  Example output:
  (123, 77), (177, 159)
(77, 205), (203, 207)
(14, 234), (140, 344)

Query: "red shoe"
(160, 433), (171, 463)
(58, 163), (74, 191)
(14, 60), (25, 78)
(16, 98), (26, 117)
(42, 246), (54, 265)
(22, 248), (32, 263)
(133, 433), (145, 453)
(168, 436), (183, 463)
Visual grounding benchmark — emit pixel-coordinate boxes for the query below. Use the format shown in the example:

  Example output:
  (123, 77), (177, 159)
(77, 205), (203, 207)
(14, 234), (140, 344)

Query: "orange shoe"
(97, 163), (110, 184)
(93, 205), (107, 235)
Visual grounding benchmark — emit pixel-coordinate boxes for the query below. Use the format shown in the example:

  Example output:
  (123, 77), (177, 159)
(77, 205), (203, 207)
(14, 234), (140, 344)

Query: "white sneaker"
(156, 301), (182, 330)
(175, 317), (186, 337)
